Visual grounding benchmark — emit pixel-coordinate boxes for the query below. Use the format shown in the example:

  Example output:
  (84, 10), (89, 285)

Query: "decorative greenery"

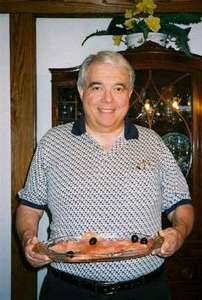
(82, 0), (201, 56)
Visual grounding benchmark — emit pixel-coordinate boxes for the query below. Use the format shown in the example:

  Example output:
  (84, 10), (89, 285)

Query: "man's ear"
(78, 87), (84, 102)
(129, 88), (133, 99)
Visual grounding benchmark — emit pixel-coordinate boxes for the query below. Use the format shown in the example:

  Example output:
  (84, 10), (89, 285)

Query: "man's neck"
(86, 124), (124, 151)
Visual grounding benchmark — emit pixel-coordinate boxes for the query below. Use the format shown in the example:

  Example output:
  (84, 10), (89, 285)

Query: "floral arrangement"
(82, 0), (201, 56)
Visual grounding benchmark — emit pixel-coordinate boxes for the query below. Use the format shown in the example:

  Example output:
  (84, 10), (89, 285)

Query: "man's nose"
(103, 89), (113, 103)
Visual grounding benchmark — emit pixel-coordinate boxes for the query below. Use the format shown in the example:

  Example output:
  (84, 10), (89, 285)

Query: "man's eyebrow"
(87, 81), (102, 88)
(114, 83), (127, 87)
(87, 82), (128, 88)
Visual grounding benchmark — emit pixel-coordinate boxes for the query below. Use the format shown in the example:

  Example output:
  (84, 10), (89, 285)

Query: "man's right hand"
(24, 236), (52, 268)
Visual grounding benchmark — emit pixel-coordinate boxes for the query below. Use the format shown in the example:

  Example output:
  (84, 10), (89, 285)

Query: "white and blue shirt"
(18, 116), (191, 282)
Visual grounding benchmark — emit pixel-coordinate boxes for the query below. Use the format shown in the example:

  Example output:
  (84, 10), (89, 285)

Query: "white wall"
(0, 14), (11, 300)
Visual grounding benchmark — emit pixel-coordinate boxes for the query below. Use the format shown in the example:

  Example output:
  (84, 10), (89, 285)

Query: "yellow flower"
(144, 16), (161, 32)
(112, 35), (123, 46)
(124, 18), (135, 30)
(136, 0), (157, 15)
(125, 9), (133, 19)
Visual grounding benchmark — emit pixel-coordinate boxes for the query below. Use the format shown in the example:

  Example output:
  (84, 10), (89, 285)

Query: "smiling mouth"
(98, 108), (115, 113)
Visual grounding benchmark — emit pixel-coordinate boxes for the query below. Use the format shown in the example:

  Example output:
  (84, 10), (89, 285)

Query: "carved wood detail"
(0, 0), (202, 13)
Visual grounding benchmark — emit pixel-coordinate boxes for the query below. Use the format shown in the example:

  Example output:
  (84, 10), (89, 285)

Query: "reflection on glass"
(59, 102), (75, 123)
(162, 132), (192, 177)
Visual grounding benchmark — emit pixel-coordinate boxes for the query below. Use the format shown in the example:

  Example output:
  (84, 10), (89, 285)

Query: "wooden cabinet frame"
(4, 1), (202, 299)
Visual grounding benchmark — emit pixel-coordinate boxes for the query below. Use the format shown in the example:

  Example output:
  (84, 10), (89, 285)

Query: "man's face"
(79, 62), (133, 133)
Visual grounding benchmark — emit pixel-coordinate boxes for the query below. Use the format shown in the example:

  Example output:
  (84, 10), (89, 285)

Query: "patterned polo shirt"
(18, 116), (191, 282)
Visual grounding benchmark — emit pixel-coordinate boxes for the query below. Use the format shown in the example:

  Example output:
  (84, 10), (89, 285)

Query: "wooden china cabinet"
(50, 43), (202, 300)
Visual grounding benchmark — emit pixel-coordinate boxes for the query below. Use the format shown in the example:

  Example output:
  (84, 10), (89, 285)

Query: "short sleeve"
(18, 138), (48, 209)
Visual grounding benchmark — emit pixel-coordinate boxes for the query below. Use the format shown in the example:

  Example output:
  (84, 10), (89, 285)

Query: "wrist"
(21, 232), (35, 249)
(174, 224), (187, 241)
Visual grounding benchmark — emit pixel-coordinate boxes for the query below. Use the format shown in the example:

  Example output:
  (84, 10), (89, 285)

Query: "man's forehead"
(87, 62), (127, 71)
(85, 63), (130, 81)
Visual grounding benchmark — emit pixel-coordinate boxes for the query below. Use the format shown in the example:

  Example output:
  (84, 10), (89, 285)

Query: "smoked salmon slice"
(33, 232), (164, 263)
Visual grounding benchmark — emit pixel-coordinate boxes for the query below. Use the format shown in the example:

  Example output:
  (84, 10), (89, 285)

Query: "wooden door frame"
(6, 2), (202, 299)
(10, 13), (37, 300)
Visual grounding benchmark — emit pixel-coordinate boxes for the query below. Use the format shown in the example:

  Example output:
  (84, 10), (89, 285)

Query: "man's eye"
(114, 86), (124, 92)
(91, 86), (101, 91)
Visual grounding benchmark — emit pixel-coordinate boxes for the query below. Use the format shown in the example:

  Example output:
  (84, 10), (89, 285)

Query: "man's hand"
(16, 204), (51, 268)
(152, 204), (194, 257)
(24, 236), (52, 268)
(152, 227), (184, 257)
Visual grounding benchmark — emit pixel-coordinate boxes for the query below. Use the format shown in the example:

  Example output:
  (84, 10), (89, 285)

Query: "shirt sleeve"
(18, 138), (48, 209)
(154, 133), (192, 214)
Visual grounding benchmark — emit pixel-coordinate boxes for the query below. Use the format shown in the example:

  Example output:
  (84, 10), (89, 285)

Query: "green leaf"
(82, 16), (128, 46)
(107, 16), (127, 34)
(82, 30), (112, 46)
(135, 20), (150, 39)
(160, 13), (201, 26)
(161, 24), (192, 56)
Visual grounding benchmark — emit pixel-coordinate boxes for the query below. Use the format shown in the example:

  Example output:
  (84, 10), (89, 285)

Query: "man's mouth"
(98, 108), (115, 113)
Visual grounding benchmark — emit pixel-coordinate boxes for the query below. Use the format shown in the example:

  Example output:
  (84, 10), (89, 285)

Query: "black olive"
(66, 251), (74, 258)
(89, 237), (97, 245)
(131, 234), (139, 243)
(140, 237), (148, 244)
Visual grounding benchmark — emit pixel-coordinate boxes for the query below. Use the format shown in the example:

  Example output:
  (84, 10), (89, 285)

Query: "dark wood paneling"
(10, 13), (37, 300)
(0, 0), (202, 13)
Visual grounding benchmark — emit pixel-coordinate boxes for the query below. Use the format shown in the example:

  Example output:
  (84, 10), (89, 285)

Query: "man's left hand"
(152, 227), (184, 257)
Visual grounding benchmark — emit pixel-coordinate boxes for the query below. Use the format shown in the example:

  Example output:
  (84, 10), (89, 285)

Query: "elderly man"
(16, 51), (194, 300)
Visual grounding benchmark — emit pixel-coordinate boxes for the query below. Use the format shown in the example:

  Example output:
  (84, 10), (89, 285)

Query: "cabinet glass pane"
(57, 87), (82, 124)
(128, 69), (192, 177)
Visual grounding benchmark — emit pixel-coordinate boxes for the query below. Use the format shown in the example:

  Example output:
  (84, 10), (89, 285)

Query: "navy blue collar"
(71, 114), (138, 140)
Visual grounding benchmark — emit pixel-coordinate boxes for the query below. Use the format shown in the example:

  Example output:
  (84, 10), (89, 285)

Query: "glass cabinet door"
(57, 87), (82, 124)
(128, 69), (192, 178)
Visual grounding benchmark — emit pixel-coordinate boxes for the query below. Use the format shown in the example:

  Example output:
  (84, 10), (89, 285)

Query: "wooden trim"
(1, 1), (202, 14)
(192, 70), (202, 233)
(10, 13), (37, 300)
(121, 43), (202, 71)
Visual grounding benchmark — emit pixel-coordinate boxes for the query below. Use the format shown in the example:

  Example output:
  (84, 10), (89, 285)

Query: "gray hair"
(77, 51), (135, 90)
